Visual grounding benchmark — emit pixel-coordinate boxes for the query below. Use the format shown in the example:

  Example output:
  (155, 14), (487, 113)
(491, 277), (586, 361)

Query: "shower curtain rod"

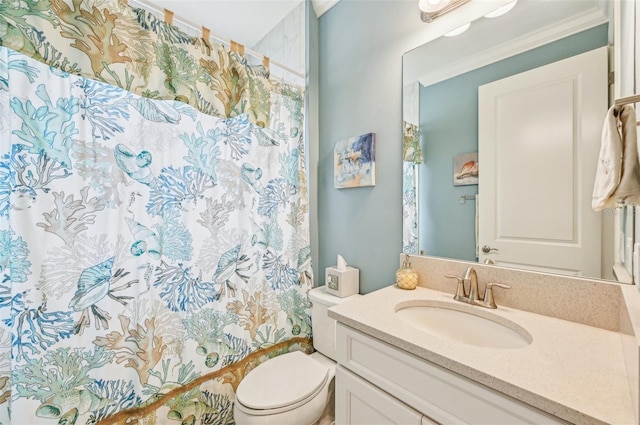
(127, 0), (304, 80)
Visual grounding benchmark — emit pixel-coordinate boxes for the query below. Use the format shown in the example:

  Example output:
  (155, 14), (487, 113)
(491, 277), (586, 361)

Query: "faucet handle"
(444, 274), (468, 301)
(482, 282), (511, 309)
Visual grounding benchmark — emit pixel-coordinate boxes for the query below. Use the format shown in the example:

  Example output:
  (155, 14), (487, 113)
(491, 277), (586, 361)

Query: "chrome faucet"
(445, 266), (510, 309)
(445, 266), (478, 304)
(477, 282), (511, 309)
(465, 267), (481, 304)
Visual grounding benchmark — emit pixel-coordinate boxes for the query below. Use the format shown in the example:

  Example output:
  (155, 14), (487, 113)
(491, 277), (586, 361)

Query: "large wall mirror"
(401, 0), (634, 283)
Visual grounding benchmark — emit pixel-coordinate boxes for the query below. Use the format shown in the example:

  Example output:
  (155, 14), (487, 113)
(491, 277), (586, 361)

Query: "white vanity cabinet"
(334, 323), (569, 425)
(336, 366), (425, 425)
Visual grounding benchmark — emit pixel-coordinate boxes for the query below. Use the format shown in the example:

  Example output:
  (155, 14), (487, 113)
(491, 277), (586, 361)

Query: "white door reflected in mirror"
(478, 46), (607, 277)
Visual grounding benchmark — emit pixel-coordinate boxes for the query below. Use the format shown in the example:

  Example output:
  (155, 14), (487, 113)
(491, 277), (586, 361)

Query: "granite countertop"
(328, 285), (635, 425)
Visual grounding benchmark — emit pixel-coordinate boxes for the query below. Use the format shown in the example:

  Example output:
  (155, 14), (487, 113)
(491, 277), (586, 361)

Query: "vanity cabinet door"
(336, 324), (569, 425)
(335, 365), (425, 425)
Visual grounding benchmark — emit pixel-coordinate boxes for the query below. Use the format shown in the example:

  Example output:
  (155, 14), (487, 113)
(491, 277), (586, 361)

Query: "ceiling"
(143, 0), (340, 47)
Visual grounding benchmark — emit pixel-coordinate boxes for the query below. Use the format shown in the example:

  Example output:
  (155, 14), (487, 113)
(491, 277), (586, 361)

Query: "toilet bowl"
(233, 286), (361, 425)
(234, 351), (334, 425)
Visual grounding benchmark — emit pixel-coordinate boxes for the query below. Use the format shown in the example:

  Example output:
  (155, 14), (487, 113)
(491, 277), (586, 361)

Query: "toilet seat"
(235, 351), (329, 415)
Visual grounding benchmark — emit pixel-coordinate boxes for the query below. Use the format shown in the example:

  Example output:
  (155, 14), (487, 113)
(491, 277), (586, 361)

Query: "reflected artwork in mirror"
(401, 0), (632, 283)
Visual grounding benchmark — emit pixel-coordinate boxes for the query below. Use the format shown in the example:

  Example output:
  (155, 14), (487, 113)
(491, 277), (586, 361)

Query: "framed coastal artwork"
(334, 132), (376, 189)
(453, 152), (479, 186)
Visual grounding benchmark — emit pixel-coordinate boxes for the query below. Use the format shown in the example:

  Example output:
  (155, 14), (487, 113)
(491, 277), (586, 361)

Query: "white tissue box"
(325, 266), (359, 297)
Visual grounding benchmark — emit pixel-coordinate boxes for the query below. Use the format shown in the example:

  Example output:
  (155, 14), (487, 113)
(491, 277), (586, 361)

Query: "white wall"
(253, 1), (306, 84)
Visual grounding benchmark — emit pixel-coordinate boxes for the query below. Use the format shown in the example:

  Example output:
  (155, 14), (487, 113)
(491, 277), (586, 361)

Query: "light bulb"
(484, 0), (517, 18)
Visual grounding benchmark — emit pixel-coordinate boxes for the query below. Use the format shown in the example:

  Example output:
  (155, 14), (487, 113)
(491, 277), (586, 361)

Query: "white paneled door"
(478, 46), (607, 276)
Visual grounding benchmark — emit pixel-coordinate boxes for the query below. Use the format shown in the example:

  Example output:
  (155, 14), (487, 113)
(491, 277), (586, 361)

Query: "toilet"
(233, 285), (361, 425)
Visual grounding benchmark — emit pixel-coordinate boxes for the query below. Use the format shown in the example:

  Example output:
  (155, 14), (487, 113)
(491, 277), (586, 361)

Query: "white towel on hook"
(592, 104), (640, 211)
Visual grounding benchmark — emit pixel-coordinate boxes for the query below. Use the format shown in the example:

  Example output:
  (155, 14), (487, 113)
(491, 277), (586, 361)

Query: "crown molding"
(311, 0), (340, 17)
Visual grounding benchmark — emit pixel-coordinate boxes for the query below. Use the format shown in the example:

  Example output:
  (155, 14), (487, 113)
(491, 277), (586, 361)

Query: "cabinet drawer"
(336, 365), (423, 425)
(336, 324), (568, 425)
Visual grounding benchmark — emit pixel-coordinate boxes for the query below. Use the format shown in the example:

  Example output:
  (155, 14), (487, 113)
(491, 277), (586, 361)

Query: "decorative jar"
(396, 254), (418, 290)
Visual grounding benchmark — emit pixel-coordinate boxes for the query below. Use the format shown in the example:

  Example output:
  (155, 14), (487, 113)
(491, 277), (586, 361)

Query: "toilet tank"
(308, 285), (361, 361)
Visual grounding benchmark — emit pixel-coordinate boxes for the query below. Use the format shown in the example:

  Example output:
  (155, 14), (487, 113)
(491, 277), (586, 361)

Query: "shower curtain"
(0, 1), (312, 424)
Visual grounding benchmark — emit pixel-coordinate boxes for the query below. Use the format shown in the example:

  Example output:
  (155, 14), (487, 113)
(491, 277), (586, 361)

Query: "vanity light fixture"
(444, 22), (471, 37)
(419, 0), (470, 23)
(484, 0), (518, 18)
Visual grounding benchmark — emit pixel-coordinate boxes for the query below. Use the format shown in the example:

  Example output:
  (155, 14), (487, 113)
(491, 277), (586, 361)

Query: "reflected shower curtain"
(0, 2), (311, 424)
(403, 162), (419, 254)
(402, 121), (421, 254)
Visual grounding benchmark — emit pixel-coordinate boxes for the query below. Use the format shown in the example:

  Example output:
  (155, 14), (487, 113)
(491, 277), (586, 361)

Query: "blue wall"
(418, 24), (608, 262)
(316, 1), (608, 294)
(318, 1), (428, 293)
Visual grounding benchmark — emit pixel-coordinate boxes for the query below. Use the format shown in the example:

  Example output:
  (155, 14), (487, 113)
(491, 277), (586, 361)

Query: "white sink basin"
(395, 300), (532, 349)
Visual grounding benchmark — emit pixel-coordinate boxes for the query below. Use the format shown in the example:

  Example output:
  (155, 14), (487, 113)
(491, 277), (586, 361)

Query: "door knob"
(481, 245), (499, 254)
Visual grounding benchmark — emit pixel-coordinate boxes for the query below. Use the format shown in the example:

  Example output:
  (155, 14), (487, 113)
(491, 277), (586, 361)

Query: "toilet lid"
(236, 351), (329, 410)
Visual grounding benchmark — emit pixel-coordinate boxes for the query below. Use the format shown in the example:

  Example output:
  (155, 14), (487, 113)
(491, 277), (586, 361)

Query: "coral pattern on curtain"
(0, 1), (311, 423)
(0, 0), (280, 127)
